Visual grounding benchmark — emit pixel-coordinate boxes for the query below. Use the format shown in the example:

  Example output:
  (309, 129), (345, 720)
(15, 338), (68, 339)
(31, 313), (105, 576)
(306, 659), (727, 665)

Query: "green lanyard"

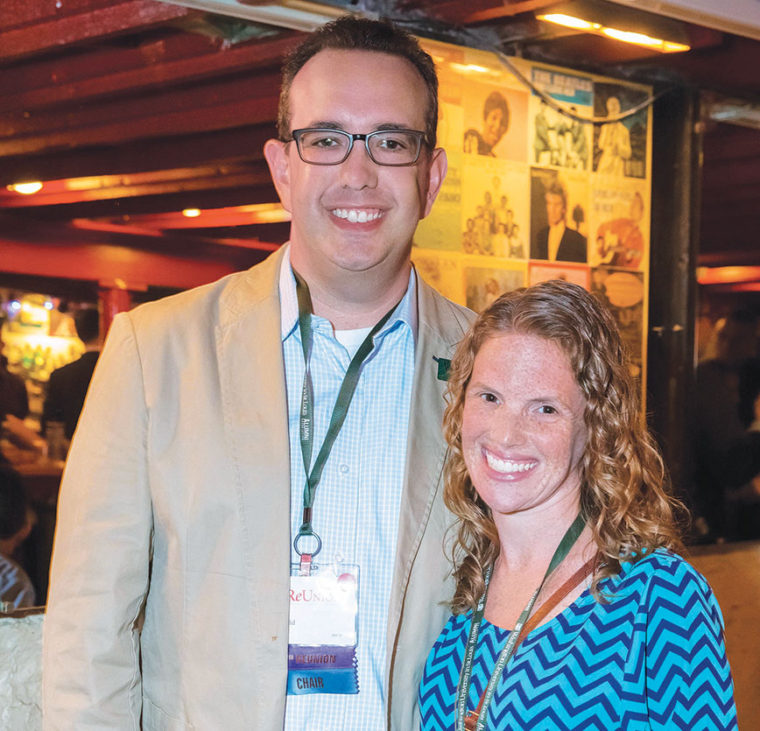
(292, 270), (400, 562)
(455, 512), (586, 731)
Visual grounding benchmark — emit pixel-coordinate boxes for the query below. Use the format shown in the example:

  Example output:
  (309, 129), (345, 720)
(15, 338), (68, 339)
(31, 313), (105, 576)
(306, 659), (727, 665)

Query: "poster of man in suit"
(530, 167), (589, 262)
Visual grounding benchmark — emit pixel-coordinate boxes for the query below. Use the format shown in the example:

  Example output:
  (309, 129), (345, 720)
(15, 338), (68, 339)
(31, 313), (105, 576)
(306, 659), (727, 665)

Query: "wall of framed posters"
(412, 39), (653, 398)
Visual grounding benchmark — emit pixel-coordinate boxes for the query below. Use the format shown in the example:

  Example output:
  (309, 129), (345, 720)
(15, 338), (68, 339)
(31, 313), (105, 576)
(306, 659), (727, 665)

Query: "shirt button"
(339, 464), (349, 475)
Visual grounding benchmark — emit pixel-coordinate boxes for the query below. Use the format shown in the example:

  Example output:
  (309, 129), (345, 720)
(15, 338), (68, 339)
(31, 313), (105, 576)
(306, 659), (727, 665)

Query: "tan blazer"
(42, 247), (474, 730)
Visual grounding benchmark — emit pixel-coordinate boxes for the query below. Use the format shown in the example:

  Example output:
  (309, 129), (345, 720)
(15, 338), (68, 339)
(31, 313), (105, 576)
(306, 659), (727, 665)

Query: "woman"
(419, 281), (737, 730)
(464, 91), (509, 157)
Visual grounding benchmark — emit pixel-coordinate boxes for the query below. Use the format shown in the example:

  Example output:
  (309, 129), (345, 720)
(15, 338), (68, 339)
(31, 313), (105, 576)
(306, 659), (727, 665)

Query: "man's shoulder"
(564, 227), (586, 244)
(417, 277), (476, 335)
(125, 248), (284, 333)
(49, 351), (98, 381)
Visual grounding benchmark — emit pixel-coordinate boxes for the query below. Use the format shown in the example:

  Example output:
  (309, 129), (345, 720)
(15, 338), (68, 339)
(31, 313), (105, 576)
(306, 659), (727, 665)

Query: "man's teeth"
(485, 451), (536, 474)
(332, 208), (381, 223)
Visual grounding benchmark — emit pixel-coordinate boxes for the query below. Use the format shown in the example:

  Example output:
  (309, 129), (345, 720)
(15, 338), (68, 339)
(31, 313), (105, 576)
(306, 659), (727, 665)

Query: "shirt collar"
(279, 243), (418, 343)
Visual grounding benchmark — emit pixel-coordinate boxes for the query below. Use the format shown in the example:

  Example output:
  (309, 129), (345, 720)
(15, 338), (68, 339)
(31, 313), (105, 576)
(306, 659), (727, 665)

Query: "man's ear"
(421, 147), (448, 219)
(263, 138), (292, 212)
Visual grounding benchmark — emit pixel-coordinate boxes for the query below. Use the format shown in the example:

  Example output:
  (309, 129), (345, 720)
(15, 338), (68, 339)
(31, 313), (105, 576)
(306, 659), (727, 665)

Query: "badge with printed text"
(287, 562), (360, 695)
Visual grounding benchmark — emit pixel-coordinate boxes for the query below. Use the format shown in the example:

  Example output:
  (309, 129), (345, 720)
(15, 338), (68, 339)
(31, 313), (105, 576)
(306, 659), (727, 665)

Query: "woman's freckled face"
(461, 331), (588, 518)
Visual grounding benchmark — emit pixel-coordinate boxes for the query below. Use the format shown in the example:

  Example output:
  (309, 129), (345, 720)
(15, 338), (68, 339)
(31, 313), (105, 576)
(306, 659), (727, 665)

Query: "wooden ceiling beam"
(0, 169), (272, 208)
(0, 70), (280, 138)
(463, 0), (557, 24)
(0, 0), (194, 62)
(0, 213), (272, 267)
(0, 85), (279, 157)
(1, 0), (140, 30)
(0, 125), (272, 185)
(0, 33), (296, 114)
(6, 183), (279, 219)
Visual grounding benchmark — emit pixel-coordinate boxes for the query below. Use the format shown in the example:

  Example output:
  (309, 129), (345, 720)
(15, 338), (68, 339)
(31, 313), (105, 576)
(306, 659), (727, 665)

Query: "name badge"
(287, 563), (359, 695)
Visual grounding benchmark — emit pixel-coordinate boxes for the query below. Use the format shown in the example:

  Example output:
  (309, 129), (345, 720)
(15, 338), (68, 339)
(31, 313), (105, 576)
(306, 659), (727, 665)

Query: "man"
(42, 16), (474, 731)
(0, 350), (28, 425)
(531, 178), (587, 262)
(42, 307), (100, 441)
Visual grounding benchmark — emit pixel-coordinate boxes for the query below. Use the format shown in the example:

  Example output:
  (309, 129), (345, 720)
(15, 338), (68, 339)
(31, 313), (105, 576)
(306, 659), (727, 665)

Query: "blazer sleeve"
(42, 312), (152, 730)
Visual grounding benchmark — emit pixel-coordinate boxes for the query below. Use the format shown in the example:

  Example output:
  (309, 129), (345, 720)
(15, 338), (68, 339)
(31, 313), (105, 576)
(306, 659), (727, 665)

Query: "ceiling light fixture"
(537, 0), (690, 53)
(7, 181), (43, 195)
(182, 208), (202, 217)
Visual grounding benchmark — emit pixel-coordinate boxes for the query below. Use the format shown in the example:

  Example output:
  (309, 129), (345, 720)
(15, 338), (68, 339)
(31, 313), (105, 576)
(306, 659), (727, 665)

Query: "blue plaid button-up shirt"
(280, 248), (417, 730)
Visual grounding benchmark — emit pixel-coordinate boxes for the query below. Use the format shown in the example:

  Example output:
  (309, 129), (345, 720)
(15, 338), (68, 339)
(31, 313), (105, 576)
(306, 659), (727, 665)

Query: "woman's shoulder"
(619, 548), (704, 579)
(612, 549), (719, 611)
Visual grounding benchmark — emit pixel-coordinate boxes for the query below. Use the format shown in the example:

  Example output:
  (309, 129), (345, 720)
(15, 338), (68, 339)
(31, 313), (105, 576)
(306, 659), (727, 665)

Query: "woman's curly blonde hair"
(444, 280), (686, 613)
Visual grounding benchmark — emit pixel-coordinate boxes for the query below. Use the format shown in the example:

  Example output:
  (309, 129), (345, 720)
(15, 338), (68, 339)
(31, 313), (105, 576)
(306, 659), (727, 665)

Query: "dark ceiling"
(2, 0), (759, 291)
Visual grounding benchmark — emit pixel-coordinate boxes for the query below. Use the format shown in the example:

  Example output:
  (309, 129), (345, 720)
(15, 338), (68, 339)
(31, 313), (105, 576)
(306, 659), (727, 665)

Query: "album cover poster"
(590, 267), (646, 381)
(460, 157), (530, 259)
(592, 82), (649, 179)
(460, 55), (529, 162)
(590, 183), (650, 269)
(529, 167), (590, 263)
(464, 263), (526, 313)
(411, 248), (464, 303)
(529, 66), (593, 171)
(528, 262), (590, 290)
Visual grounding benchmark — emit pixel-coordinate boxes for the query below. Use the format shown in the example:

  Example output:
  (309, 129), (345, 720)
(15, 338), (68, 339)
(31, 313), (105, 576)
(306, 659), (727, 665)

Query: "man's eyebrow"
(374, 123), (417, 131)
(307, 122), (344, 130)
(304, 122), (417, 132)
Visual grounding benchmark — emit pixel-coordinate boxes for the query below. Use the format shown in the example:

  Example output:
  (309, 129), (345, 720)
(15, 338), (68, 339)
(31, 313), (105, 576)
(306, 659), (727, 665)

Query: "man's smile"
(331, 208), (384, 223)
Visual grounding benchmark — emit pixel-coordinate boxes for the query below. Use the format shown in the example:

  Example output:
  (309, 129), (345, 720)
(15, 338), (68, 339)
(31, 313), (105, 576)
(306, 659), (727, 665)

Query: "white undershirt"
(334, 327), (373, 358)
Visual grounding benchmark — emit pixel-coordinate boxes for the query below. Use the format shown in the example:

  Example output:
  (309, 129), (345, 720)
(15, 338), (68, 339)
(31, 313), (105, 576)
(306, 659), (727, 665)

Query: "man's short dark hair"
(74, 307), (100, 344)
(277, 16), (439, 147)
(545, 178), (568, 212)
(0, 465), (26, 540)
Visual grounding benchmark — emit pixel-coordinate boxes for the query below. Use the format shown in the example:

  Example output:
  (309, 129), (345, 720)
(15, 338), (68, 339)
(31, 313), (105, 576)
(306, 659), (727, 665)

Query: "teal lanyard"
(455, 512), (586, 731)
(292, 270), (399, 560)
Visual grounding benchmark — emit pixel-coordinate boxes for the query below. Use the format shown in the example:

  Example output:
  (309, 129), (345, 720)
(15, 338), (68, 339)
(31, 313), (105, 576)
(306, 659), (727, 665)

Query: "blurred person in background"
(0, 464), (35, 610)
(0, 350), (29, 424)
(691, 309), (760, 542)
(42, 307), (100, 442)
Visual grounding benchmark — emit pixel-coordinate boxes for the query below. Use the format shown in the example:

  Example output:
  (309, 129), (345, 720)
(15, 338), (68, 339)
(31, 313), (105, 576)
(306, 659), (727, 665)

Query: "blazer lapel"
(385, 276), (469, 664)
(216, 248), (292, 712)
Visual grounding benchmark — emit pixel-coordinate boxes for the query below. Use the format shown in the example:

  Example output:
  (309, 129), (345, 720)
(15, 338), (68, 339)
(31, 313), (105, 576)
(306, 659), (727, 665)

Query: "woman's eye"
(480, 392), (498, 403)
(538, 404), (557, 415)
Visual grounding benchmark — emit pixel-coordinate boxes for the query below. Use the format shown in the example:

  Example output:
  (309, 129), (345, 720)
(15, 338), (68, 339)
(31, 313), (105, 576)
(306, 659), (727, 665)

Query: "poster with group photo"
(460, 157), (530, 259)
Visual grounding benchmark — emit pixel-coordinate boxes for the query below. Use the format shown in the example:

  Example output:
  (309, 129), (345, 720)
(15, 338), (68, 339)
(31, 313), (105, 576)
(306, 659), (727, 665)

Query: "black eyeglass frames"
(287, 128), (427, 167)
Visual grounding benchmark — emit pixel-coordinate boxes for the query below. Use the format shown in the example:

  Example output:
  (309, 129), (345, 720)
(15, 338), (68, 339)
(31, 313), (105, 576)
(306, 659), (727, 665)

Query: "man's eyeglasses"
(288, 128), (427, 167)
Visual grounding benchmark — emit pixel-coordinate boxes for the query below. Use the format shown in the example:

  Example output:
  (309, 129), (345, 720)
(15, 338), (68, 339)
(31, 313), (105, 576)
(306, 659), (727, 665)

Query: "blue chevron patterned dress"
(419, 550), (737, 730)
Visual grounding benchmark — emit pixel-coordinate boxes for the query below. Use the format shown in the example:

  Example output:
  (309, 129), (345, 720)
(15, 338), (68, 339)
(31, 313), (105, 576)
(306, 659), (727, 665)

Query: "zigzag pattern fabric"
(419, 550), (737, 730)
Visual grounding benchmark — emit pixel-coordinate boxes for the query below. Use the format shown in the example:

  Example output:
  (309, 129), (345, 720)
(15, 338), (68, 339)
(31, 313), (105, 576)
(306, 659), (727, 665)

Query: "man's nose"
(339, 139), (378, 189)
